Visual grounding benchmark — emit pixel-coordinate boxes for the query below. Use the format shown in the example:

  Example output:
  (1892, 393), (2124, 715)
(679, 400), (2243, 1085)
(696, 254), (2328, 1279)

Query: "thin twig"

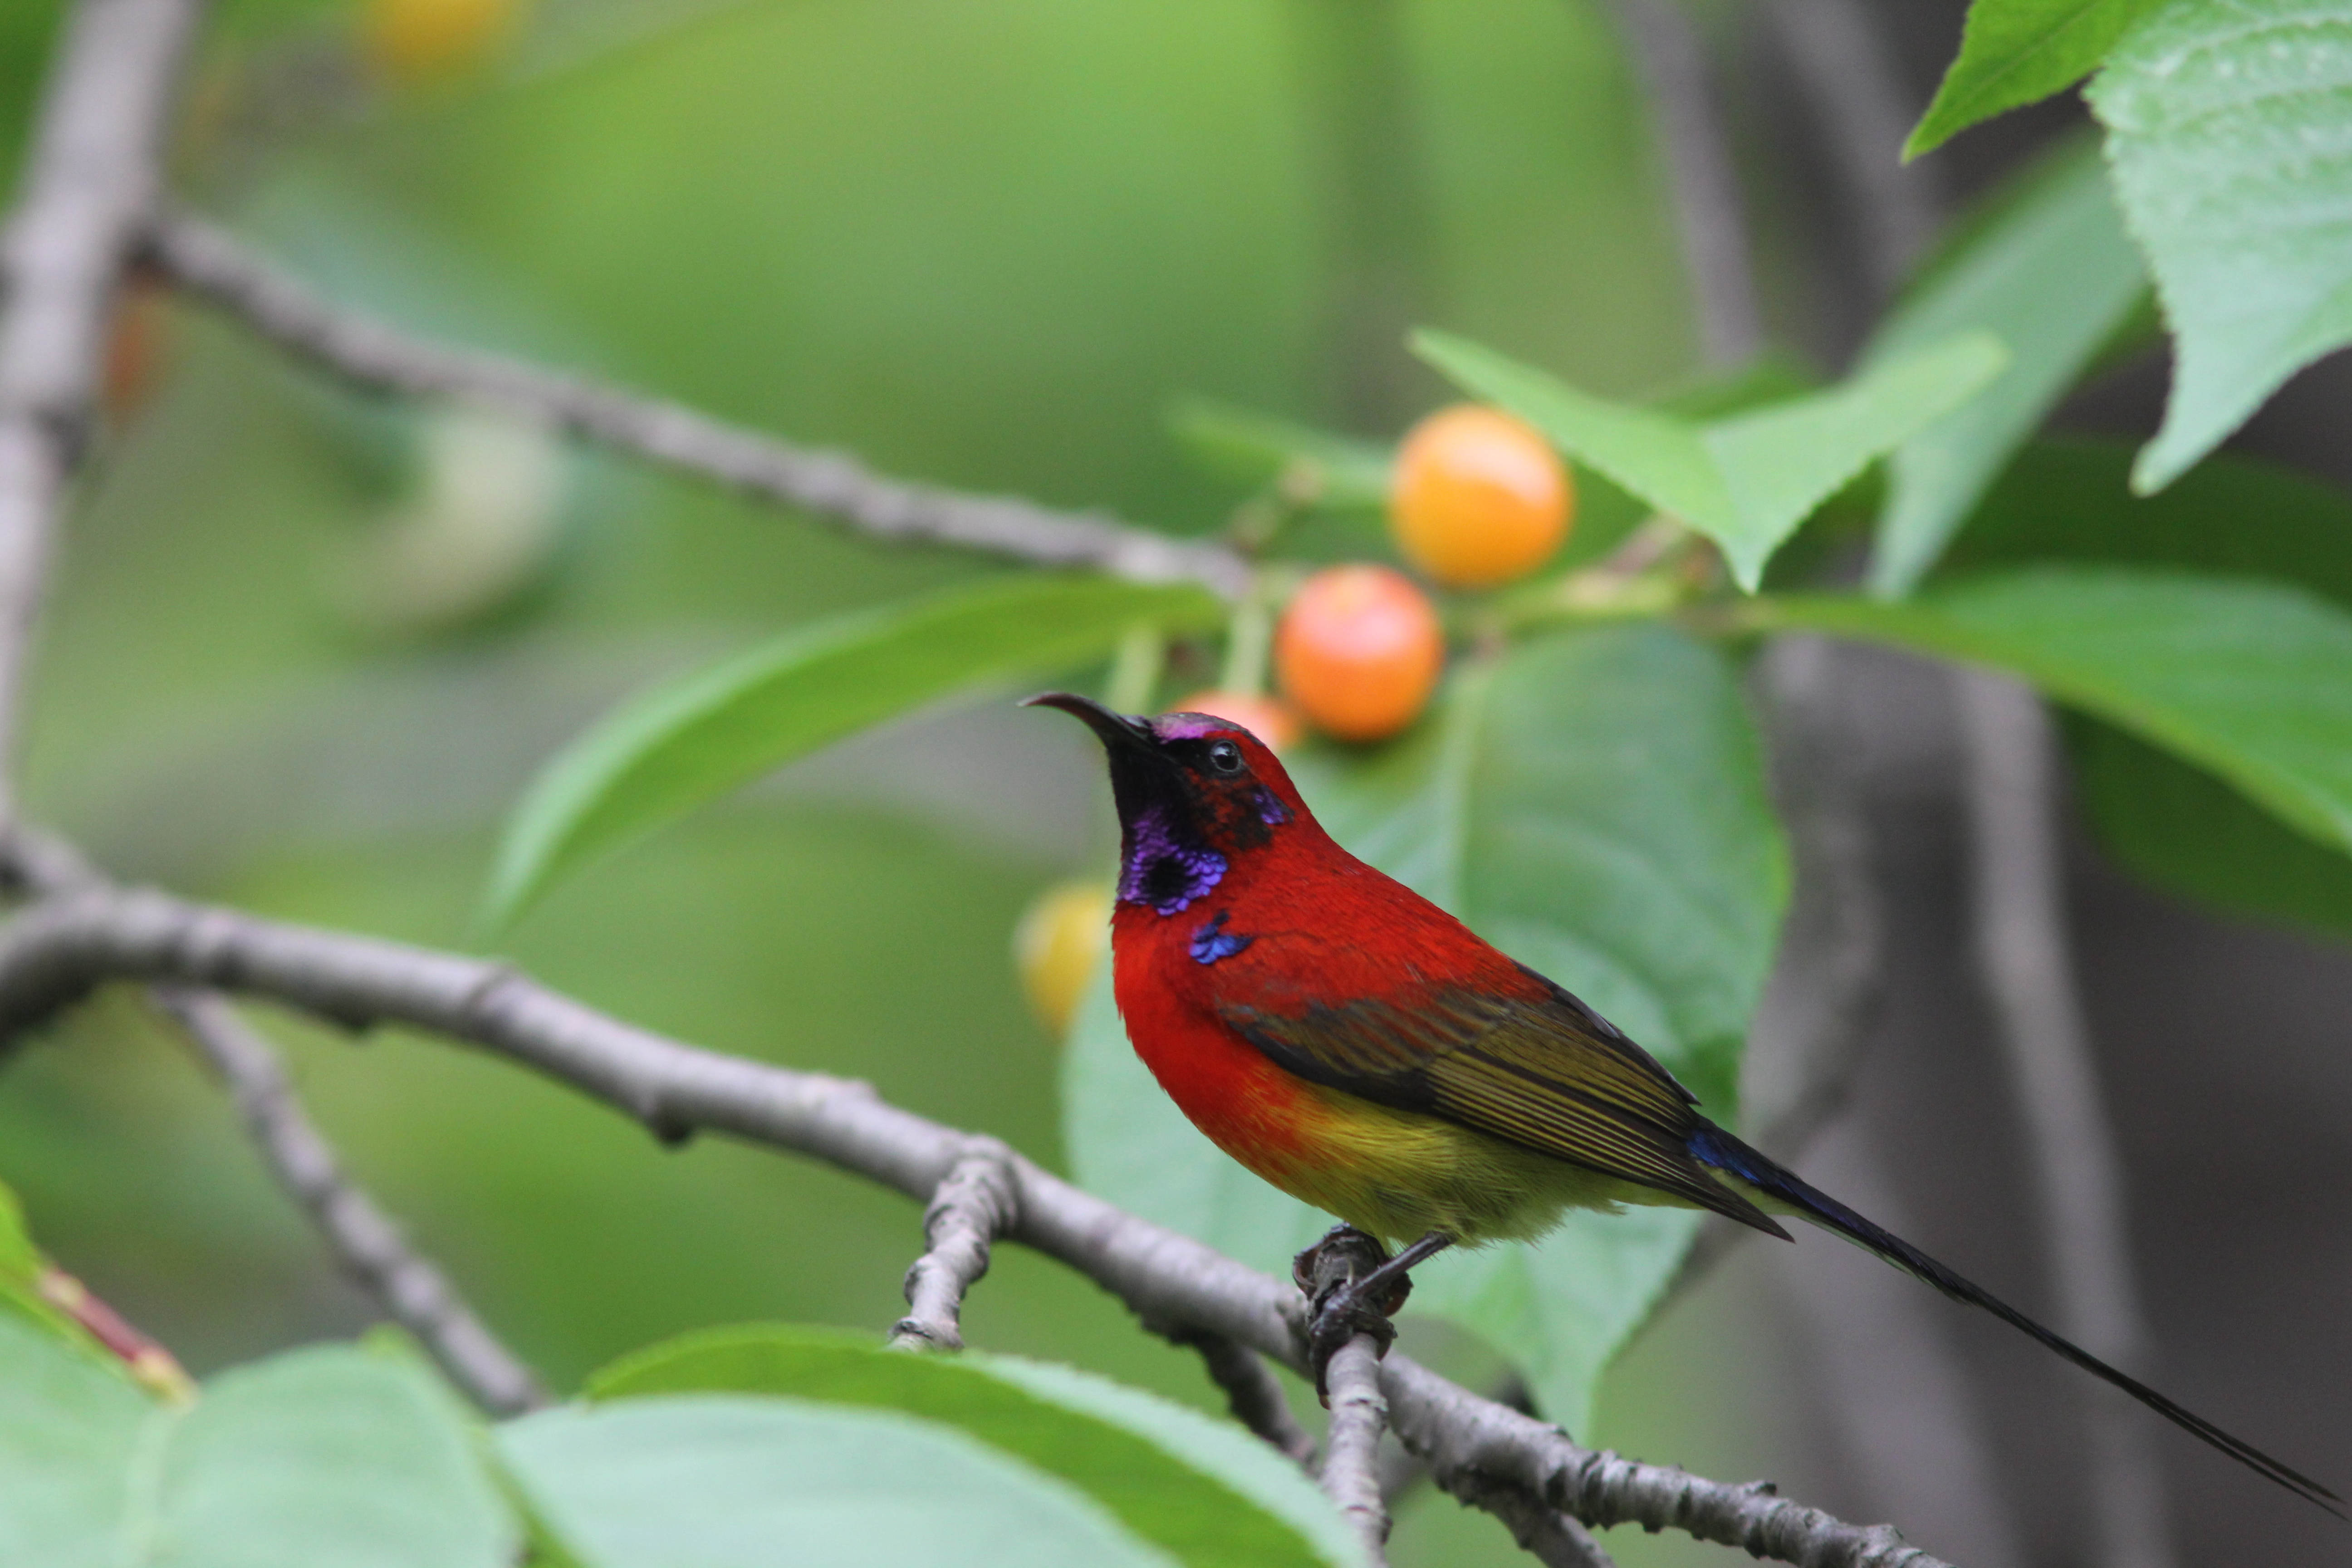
(153, 985), (546, 1414)
(1438, 1468), (1620, 1568)
(1321, 1334), (1393, 1565)
(1606, 0), (1763, 367)
(0, 869), (1953, 1568)
(0, 0), (211, 827)
(889, 1138), (1019, 1352)
(1152, 1321), (1318, 1466)
(143, 211), (1250, 598)
(1955, 668), (2171, 1568)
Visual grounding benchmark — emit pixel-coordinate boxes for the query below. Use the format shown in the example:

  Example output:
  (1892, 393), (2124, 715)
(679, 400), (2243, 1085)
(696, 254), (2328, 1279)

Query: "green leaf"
(1066, 625), (1788, 1431)
(1166, 399), (1393, 511)
(1762, 568), (2352, 856)
(0, 1312), (152, 1568)
(2073, 718), (2352, 936)
(485, 575), (1223, 924)
(1943, 439), (2352, 933)
(2088, 0), (2352, 491)
(0, 1329), (516, 1568)
(498, 1399), (1181, 1568)
(1943, 438), (2352, 603)
(1908, 0), (2165, 156)
(1415, 329), (2007, 591)
(584, 1325), (1360, 1568)
(1867, 140), (2146, 596)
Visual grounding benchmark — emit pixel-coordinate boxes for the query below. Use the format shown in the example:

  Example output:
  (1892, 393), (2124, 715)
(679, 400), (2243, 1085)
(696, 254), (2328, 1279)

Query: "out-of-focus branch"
(1758, 0), (1940, 302)
(1152, 1321), (1319, 1466)
(1954, 668), (2171, 1568)
(1666, 634), (1884, 1297)
(1606, 0), (1763, 367)
(143, 211), (1250, 598)
(153, 985), (546, 1415)
(0, 868), (1952, 1568)
(889, 1138), (1019, 1352)
(1320, 1334), (1394, 1565)
(0, 0), (211, 825)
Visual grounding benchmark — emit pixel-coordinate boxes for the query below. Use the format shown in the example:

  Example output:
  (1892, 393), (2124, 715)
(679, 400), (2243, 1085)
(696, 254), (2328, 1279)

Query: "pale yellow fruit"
(1014, 880), (1113, 1036)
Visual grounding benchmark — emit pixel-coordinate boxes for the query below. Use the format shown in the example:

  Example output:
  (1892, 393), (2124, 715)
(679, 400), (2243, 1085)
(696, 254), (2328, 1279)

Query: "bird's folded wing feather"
(1219, 975), (1786, 1235)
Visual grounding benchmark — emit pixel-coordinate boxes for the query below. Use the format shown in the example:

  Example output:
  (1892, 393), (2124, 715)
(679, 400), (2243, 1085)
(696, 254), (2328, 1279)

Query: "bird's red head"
(1024, 692), (1317, 916)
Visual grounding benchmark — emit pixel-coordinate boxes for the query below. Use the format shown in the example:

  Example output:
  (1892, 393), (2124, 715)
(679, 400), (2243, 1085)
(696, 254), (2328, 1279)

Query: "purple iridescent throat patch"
(1119, 807), (1227, 916)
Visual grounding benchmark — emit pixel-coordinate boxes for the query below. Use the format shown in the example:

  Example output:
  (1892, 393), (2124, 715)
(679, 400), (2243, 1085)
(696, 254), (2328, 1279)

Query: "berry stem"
(1104, 622), (1166, 715)
(1218, 578), (1275, 698)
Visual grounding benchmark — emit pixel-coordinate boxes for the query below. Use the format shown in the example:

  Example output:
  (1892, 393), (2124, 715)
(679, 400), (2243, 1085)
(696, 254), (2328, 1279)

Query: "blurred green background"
(0, 1), (1820, 1561)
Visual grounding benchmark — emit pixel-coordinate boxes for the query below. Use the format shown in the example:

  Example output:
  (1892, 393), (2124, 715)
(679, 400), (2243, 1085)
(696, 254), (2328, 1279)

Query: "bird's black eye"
(1206, 740), (1245, 775)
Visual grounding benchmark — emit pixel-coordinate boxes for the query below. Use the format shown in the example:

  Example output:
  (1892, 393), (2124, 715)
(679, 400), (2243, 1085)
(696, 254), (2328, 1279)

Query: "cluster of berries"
(1183, 403), (1570, 748)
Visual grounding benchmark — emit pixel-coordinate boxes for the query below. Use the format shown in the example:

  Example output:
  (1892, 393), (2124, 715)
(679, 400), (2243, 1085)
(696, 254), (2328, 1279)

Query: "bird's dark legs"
(1291, 1225), (1455, 1400)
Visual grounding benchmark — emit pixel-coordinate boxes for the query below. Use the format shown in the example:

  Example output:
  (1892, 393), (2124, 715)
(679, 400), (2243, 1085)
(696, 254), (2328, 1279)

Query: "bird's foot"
(1292, 1226), (1416, 1404)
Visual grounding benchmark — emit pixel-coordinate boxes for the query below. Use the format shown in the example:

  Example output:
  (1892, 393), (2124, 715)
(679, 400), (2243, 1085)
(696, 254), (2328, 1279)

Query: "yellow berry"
(1014, 879), (1112, 1036)
(363, 0), (527, 83)
(1390, 404), (1572, 588)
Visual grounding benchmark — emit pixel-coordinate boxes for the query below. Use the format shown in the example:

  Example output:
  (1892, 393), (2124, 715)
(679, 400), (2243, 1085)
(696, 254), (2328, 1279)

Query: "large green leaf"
(1867, 141), (2146, 597)
(2073, 719), (2352, 936)
(1944, 439), (2352, 601)
(1065, 625), (1788, 1431)
(1945, 440), (2352, 933)
(583, 1325), (1360, 1568)
(501, 1398), (1175, 1568)
(1763, 567), (2352, 858)
(1908, 0), (2165, 156)
(0, 1313), (152, 1568)
(2088, 0), (2352, 491)
(485, 575), (1222, 924)
(1416, 329), (2005, 591)
(0, 1328), (515, 1568)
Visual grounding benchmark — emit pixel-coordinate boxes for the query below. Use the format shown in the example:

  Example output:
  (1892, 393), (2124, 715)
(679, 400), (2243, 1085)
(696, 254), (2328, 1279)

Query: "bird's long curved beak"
(1023, 692), (1157, 755)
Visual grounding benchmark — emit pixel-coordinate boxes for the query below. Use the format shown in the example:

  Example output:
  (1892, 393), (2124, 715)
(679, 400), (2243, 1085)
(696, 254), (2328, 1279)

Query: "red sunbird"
(1028, 692), (2338, 1514)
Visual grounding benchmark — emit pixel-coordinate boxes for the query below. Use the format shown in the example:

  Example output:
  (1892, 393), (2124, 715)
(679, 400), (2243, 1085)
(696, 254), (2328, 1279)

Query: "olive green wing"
(1219, 972), (1786, 1236)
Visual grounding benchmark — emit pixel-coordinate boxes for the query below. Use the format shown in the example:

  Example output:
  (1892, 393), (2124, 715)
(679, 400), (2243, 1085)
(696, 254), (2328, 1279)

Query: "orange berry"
(1014, 880), (1112, 1036)
(1169, 689), (1301, 751)
(1390, 404), (1572, 588)
(1275, 564), (1443, 742)
(363, 0), (527, 83)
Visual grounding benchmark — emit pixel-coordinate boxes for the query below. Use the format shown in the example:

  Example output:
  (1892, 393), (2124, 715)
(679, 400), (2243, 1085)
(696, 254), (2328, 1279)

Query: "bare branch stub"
(1439, 1468), (1621, 1568)
(889, 1138), (1020, 1352)
(0, 873), (1956, 1568)
(1151, 1320), (1319, 1467)
(154, 985), (546, 1415)
(143, 212), (1250, 599)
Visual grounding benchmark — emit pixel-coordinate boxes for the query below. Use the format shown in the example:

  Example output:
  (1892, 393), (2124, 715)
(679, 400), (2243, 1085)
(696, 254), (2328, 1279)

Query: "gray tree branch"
(0, 869), (1951, 1568)
(142, 211), (1250, 598)
(152, 985), (547, 1415)
(889, 1137), (1019, 1352)
(0, 0), (211, 826)
(1955, 668), (2171, 1568)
